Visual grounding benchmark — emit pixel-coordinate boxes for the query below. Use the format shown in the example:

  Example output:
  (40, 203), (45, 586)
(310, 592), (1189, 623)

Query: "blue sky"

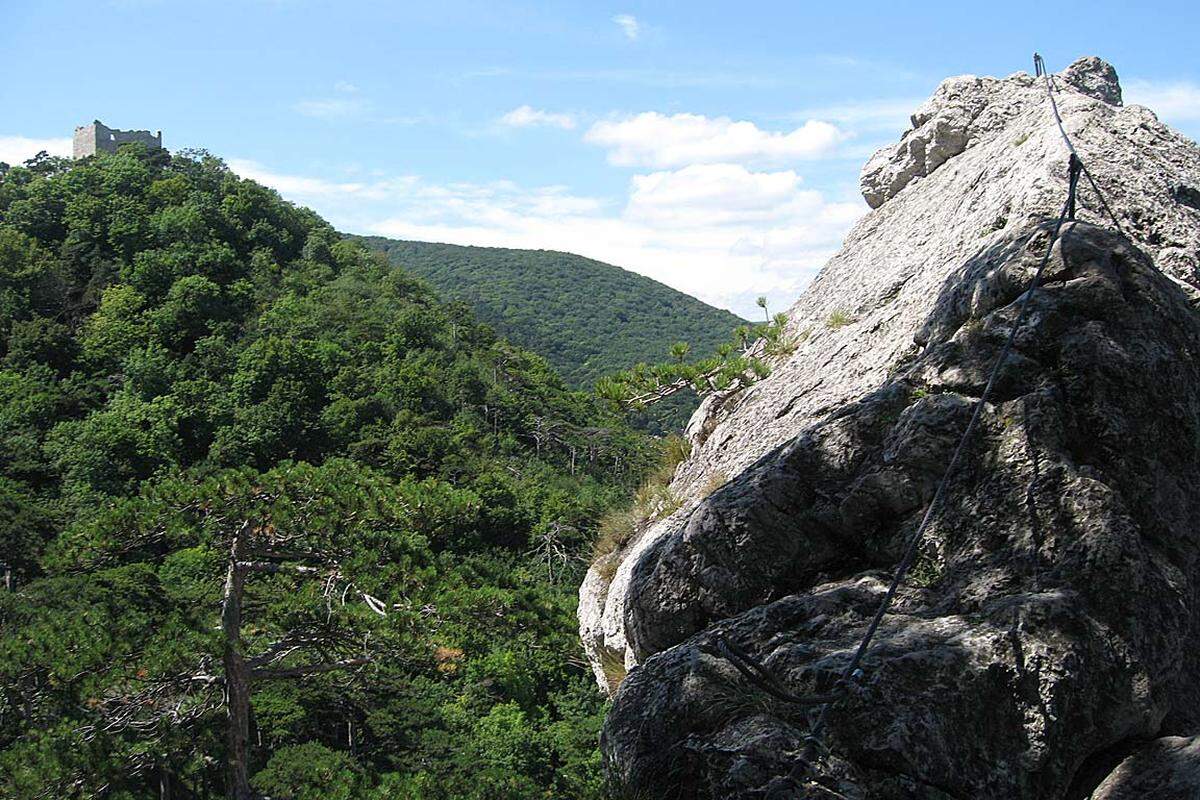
(3, 1), (1198, 316)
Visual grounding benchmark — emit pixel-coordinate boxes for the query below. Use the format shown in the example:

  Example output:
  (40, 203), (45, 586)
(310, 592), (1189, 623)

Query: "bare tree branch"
(250, 657), (372, 680)
(236, 561), (324, 575)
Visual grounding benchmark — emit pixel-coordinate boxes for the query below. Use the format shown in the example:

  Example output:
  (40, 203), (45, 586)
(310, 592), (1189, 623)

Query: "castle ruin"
(73, 120), (163, 159)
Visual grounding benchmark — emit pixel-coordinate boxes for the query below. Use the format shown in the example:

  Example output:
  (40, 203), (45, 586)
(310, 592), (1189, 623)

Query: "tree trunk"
(221, 532), (253, 800)
(159, 763), (173, 800)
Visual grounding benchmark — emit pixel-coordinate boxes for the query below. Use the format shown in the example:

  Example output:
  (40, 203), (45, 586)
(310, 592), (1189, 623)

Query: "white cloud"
(228, 158), (382, 197)
(294, 98), (363, 118)
(788, 98), (920, 132)
(627, 163), (808, 225)
(612, 13), (639, 41)
(0, 135), (72, 165)
(498, 105), (577, 130)
(229, 155), (862, 317)
(1125, 79), (1200, 124)
(585, 112), (844, 168)
(230, 93), (873, 319)
(228, 159), (604, 217)
(294, 82), (367, 119)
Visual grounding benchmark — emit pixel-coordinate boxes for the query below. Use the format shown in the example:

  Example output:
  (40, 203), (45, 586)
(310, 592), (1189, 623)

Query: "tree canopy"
(354, 237), (749, 433)
(0, 146), (657, 799)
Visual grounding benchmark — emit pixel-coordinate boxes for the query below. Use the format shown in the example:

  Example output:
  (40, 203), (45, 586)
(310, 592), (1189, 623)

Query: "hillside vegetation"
(0, 147), (658, 799)
(356, 238), (748, 432)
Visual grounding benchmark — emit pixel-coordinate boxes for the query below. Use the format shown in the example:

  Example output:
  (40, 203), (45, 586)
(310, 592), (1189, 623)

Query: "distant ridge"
(356, 237), (748, 431)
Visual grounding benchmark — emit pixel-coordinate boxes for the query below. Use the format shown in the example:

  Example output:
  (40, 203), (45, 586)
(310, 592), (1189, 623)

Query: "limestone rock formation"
(580, 57), (1200, 798)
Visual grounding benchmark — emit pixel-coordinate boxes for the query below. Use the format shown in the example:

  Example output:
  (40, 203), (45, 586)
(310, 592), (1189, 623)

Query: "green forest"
(355, 238), (747, 433)
(0, 147), (663, 799)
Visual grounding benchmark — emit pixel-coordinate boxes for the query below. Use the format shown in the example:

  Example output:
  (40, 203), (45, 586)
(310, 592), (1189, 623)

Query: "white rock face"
(579, 56), (1200, 692)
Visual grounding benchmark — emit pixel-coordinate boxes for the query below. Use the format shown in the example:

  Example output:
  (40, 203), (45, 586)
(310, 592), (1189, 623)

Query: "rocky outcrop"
(581, 57), (1200, 798)
(1062, 56), (1124, 106)
(860, 57), (1127, 211)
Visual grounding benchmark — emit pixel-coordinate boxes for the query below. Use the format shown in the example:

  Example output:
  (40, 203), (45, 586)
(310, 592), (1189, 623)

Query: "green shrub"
(252, 742), (364, 800)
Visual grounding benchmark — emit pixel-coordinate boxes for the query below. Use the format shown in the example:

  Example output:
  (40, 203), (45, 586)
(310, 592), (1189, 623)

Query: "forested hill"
(354, 238), (748, 392)
(0, 147), (656, 799)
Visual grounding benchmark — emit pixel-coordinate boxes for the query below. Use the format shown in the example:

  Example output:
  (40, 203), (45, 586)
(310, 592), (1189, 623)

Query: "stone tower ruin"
(72, 120), (163, 159)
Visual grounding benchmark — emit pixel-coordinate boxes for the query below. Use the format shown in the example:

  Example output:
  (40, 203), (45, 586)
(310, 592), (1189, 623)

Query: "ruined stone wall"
(72, 120), (163, 159)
